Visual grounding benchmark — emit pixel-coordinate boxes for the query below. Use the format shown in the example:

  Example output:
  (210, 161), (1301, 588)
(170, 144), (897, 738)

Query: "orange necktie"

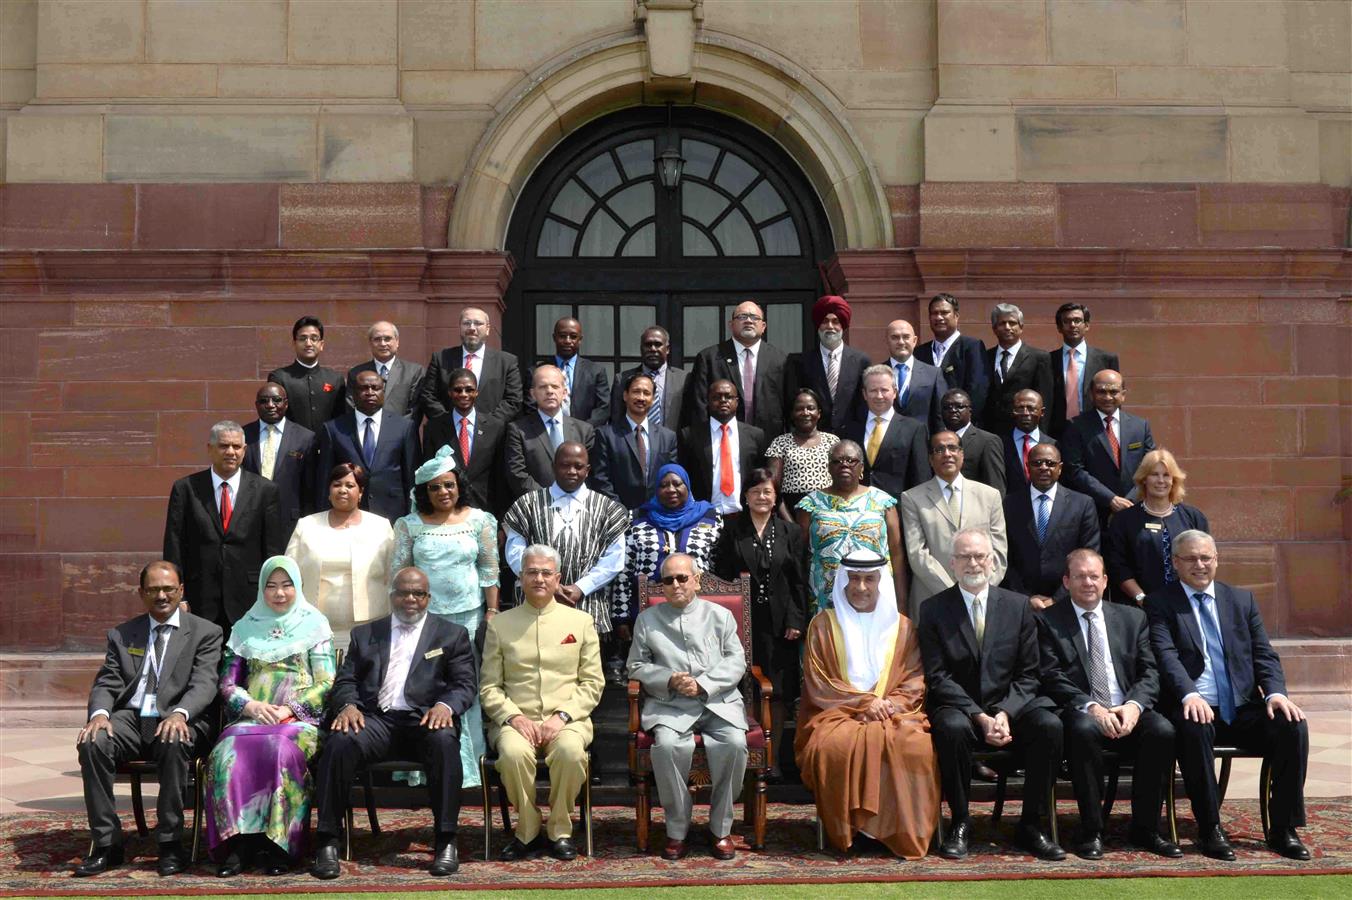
(719, 424), (735, 497)
(1105, 414), (1120, 468)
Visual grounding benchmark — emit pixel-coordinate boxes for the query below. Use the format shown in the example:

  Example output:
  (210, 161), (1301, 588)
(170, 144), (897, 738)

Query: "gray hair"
(990, 303), (1024, 326)
(952, 528), (993, 555)
(1172, 530), (1215, 555)
(861, 363), (895, 384)
(368, 320), (399, 339)
(522, 543), (562, 571)
(660, 552), (701, 579)
(209, 420), (244, 443)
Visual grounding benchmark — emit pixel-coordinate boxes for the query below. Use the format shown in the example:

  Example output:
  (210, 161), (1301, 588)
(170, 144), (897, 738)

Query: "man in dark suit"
(918, 528), (1064, 861)
(243, 382), (316, 540)
(593, 370), (676, 510)
(848, 365), (930, 499)
(267, 315), (347, 433)
(1146, 530), (1311, 862)
(311, 567), (478, 879)
(913, 294), (989, 426)
(419, 306), (524, 422)
(505, 364), (596, 499)
(528, 316), (610, 428)
(1002, 389), (1056, 494)
(421, 368), (508, 517)
(885, 318), (947, 435)
(686, 300), (791, 438)
(1049, 303), (1120, 437)
(164, 421), (285, 629)
(1061, 370), (1155, 530)
(75, 561), (223, 877)
(609, 326), (687, 431)
(678, 379), (767, 516)
(940, 388), (1006, 496)
(1003, 444), (1100, 608)
(1038, 549), (1180, 860)
(317, 370), (420, 522)
(346, 320), (426, 419)
(792, 295), (869, 436)
(983, 303), (1054, 437)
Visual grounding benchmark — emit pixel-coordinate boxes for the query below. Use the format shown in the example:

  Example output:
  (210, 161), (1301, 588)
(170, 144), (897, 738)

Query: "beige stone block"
(413, 109), (492, 184)
(289, 0), (397, 65)
(36, 0), (143, 63)
(0, 68), (36, 105)
(0, 110), (7, 180)
(815, 69), (936, 108)
(1287, 0), (1352, 74)
(858, 0), (936, 71)
(1186, 0), (1287, 68)
(1048, 0), (1185, 65)
(1017, 110), (1228, 182)
(850, 109), (925, 184)
(104, 114), (316, 182)
(474, 0), (633, 71)
(924, 104), (1016, 181)
(401, 69), (521, 107)
(1229, 112), (1321, 183)
(937, 0), (1046, 65)
(1292, 73), (1352, 111)
(36, 63), (216, 99)
(146, 0), (286, 63)
(1115, 66), (1290, 104)
(6, 113), (102, 181)
(939, 64), (1115, 101)
(1, 0), (38, 69)
(1319, 118), (1352, 187)
(321, 113), (414, 182)
(398, 0), (474, 70)
(219, 65), (397, 99)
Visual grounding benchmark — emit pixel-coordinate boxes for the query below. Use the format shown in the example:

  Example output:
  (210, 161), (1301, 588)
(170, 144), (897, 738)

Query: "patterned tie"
(1065, 350), (1081, 418)
(741, 348), (755, 423)
(144, 623), (171, 697)
(561, 360), (573, 417)
(1035, 492), (1050, 544)
(1104, 414), (1121, 468)
(1195, 593), (1236, 723)
(219, 482), (233, 532)
(972, 596), (985, 646)
(458, 415), (472, 464)
(826, 349), (839, 400)
(896, 362), (910, 407)
(1161, 522), (1177, 584)
(636, 424), (648, 479)
(362, 416), (376, 467)
(647, 371), (664, 428)
(932, 340), (945, 366)
(465, 351), (477, 382)
(260, 424), (278, 480)
(719, 424), (734, 497)
(865, 416), (885, 465)
(378, 362), (389, 380)
(1084, 611), (1112, 707)
(946, 482), (960, 524)
(378, 623), (416, 711)
(547, 418), (562, 453)
(1021, 434), (1032, 481)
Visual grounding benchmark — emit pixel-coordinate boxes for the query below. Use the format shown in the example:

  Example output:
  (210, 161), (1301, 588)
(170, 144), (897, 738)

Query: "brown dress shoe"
(712, 835), (736, 860)
(661, 838), (689, 860)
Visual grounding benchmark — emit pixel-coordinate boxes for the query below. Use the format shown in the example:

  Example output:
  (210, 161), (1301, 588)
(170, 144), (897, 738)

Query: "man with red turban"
(792, 295), (870, 436)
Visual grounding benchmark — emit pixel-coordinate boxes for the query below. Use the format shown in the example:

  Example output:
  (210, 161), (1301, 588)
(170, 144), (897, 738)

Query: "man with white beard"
(791, 295), (870, 436)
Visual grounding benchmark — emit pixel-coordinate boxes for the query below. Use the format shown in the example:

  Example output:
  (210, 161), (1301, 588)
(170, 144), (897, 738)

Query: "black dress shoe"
(157, 842), (189, 876)
(938, 818), (970, 860)
(1266, 827), (1311, 861)
(1072, 832), (1104, 861)
(499, 834), (547, 861)
(74, 844), (124, 877)
(216, 850), (245, 877)
(1198, 824), (1236, 861)
(429, 842), (459, 876)
(1127, 826), (1183, 858)
(310, 843), (341, 880)
(550, 836), (578, 860)
(260, 847), (290, 877)
(1015, 823), (1067, 861)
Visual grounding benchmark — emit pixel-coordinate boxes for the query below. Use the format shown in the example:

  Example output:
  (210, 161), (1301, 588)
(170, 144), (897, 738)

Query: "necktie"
(378, 362), (389, 380)
(465, 351), (477, 379)
(458, 416), (472, 464)
(647, 371), (664, 428)
(946, 482), (960, 523)
(865, 416), (885, 465)
(719, 423), (734, 497)
(741, 349), (755, 423)
(999, 349), (1011, 382)
(378, 623), (416, 711)
(1021, 434), (1032, 481)
(933, 340), (945, 366)
(636, 424), (648, 478)
(826, 350), (839, 399)
(144, 623), (171, 697)
(1035, 492), (1050, 544)
(1195, 593), (1236, 723)
(1065, 351), (1081, 418)
(896, 362), (910, 406)
(260, 424), (277, 480)
(561, 361), (573, 416)
(547, 418), (561, 453)
(1104, 414), (1121, 468)
(972, 596), (985, 645)
(219, 482), (233, 532)
(362, 416), (376, 467)
(1084, 611), (1112, 707)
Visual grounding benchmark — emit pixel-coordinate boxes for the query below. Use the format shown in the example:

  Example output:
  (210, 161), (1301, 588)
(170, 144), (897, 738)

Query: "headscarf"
(410, 444), (457, 513)
(830, 550), (899, 692)
(637, 463), (716, 532)
(226, 556), (333, 663)
(812, 294), (851, 330)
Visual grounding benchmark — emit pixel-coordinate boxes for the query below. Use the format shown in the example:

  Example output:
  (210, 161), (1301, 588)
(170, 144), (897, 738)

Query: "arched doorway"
(503, 106), (835, 379)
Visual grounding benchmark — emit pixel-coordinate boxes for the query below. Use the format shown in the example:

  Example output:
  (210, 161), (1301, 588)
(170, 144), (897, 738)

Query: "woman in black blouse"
(1106, 448), (1209, 604)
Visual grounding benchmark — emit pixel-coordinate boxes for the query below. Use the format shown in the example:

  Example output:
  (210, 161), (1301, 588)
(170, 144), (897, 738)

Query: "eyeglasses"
(427, 482), (456, 493)
(390, 589), (430, 600)
(295, 335), (323, 344)
(931, 445), (961, 455)
(940, 402), (970, 411)
(141, 585), (181, 596)
(1028, 459), (1059, 468)
(732, 313), (763, 323)
(953, 553), (990, 563)
(523, 567), (558, 578)
(829, 456), (862, 466)
(660, 573), (693, 585)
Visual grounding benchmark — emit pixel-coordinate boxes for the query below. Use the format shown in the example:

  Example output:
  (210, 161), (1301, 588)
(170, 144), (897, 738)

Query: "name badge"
(1127, 441), (1143, 450)
(1144, 522), (1163, 531)
(140, 692), (158, 717)
(424, 648), (443, 660)
(129, 647), (145, 657)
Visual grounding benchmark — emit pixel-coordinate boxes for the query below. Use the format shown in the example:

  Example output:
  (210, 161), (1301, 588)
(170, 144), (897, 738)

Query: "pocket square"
(561, 634), (577, 645)
(287, 449), (305, 459)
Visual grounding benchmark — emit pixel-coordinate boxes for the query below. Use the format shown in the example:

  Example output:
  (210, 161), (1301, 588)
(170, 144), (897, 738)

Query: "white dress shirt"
(995, 340), (1023, 382)
(372, 356), (398, 379)
(709, 418), (743, 514)
(210, 467), (242, 515)
(891, 356), (912, 399)
(91, 609), (189, 721)
(453, 408), (476, 457)
(1074, 601), (1133, 710)
(378, 613), (428, 712)
(931, 331), (960, 366)
(1030, 481), (1059, 508)
(502, 483), (626, 596)
(958, 584), (988, 635)
(461, 344), (484, 382)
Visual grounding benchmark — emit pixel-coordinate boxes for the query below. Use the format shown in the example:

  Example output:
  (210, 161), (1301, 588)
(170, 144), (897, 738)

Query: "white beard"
(819, 329), (844, 350)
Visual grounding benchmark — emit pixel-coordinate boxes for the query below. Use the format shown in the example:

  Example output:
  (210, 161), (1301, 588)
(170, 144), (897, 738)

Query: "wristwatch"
(556, 710), (573, 724)
(1133, 592), (1146, 604)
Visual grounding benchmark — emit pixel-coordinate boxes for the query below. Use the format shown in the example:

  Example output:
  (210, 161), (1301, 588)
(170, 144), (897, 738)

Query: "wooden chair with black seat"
(627, 571), (772, 853)
(96, 750), (210, 863)
(476, 748), (595, 860)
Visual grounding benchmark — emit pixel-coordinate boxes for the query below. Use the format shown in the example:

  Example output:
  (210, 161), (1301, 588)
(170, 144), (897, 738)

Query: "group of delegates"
(72, 293), (1310, 876)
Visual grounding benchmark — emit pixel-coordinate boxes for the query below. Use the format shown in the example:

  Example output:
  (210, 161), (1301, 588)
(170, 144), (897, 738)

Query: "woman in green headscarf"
(205, 556), (335, 877)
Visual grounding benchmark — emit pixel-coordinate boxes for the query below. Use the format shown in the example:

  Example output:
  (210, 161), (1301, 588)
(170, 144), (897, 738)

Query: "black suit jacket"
(422, 411), (509, 517)
(609, 364), (687, 429)
(918, 584), (1049, 719)
(1037, 598), (1158, 713)
(1104, 502), (1210, 597)
(983, 344), (1054, 436)
(87, 612), (223, 721)
(792, 344), (870, 436)
(527, 356), (611, 428)
(1002, 484), (1101, 598)
(243, 418), (317, 539)
(267, 362), (347, 433)
(504, 412), (596, 499)
(163, 469), (285, 626)
(676, 420), (768, 505)
(686, 340), (792, 438)
(914, 334), (989, 425)
(847, 414), (929, 499)
(346, 357), (426, 419)
(1001, 430), (1057, 493)
(958, 425), (1007, 496)
(317, 412), (420, 523)
(419, 345), (524, 423)
(330, 614), (478, 718)
(1144, 581), (1287, 714)
(710, 516), (810, 636)
(1060, 409), (1155, 516)
(1048, 345), (1120, 437)
(591, 420), (677, 510)
(894, 358), (948, 436)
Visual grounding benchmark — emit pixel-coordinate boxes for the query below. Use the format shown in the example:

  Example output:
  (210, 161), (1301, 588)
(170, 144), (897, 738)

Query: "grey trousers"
(651, 710), (748, 841)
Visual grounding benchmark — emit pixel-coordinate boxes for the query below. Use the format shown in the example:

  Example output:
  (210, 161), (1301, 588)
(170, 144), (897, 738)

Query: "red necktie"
(1105, 414), (1120, 468)
(1022, 434), (1032, 481)
(719, 424), (735, 497)
(458, 416), (471, 464)
(219, 482), (233, 533)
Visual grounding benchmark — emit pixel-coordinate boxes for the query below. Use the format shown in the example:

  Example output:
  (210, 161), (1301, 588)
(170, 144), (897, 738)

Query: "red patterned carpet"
(4, 799), (1349, 895)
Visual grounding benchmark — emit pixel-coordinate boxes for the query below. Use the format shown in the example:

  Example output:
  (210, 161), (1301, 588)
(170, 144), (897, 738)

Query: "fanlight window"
(537, 139), (657, 258)
(679, 139), (800, 257)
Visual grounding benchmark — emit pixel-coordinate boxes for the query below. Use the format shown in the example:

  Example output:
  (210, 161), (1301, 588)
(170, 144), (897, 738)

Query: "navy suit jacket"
(528, 356), (612, 428)
(504, 413), (596, 500)
(1001, 431), (1057, 493)
(1060, 408), (1155, 517)
(243, 418), (316, 540)
(792, 344), (870, 436)
(1037, 598), (1158, 713)
(983, 343), (1055, 436)
(317, 412), (420, 523)
(591, 420), (677, 510)
(893, 357), (948, 436)
(1048, 345), (1120, 437)
(1002, 484), (1100, 598)
(421, 412), (509, 517)
(914, 334), (989, 425)
(329, 614), (478, 719)
(609, 364), (688, 429)
(847, 414), (929, 499)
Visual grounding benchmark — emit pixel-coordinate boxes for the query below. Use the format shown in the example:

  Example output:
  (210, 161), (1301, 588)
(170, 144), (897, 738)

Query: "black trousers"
(1172, 701), (1307, 831)
(77, 708), (213, 848)
(1062, 707), (1174, 834)
(931, 705), (1062, 826)
(313, 709), (463, 841)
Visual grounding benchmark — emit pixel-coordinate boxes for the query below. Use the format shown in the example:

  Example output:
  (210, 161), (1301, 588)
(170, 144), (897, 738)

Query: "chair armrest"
(750, 665), (773, 733)
(627, 679), (642, 734)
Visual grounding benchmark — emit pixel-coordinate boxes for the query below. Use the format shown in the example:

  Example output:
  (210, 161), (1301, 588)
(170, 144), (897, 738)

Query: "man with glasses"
(346, 321), (426, 419)
(686, 300), (792, 438)
(627, 552), (748, 860)
(267, 316), (347, 433)
(1145, 530), (1311, 862)
(1048, 303), (1119, 438)
(1002, 444), (1099, 609)
(940, 388), (1006, 496)
(243, 382), (317, 541)
(419, 307), (524, 423)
